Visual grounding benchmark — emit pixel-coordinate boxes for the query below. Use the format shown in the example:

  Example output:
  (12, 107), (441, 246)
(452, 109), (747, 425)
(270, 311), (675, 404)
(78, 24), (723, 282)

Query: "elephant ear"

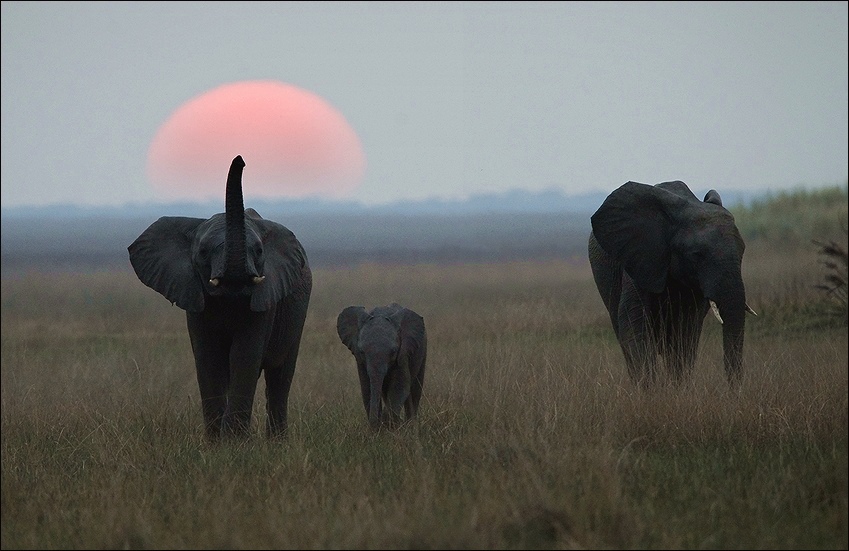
(591, 181), (688, 294)
(703, 189), (723, 206)
(337, 306), (368, 354)
(249, 217), (309, 312)
(656, 180), (700, 201)
(392, 306), (426, 362)
(127, 216), (206, 312)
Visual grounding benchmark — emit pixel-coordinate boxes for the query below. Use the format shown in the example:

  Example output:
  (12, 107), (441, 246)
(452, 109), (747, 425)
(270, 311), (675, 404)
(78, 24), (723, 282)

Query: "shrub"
(813, 227), (849, 325)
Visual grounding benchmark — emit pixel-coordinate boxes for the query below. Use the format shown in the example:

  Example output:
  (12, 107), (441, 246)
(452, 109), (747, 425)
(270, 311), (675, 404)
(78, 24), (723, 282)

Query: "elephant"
(128, 155), (312, 440)
(588, 180), (756, 387)
(336, 303), (427, 430)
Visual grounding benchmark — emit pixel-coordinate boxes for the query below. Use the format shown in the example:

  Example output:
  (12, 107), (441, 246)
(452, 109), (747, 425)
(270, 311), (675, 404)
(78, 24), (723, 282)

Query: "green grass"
(731, 182), (848, 245)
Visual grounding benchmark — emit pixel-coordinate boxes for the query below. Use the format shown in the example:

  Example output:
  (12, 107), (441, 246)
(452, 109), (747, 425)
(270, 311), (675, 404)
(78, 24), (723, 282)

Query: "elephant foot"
(266, 419), (289, 440)
(221, 417), (253, 439)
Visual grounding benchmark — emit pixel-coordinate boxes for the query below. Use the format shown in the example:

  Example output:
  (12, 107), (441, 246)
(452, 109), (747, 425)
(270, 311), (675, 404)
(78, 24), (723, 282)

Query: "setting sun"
(146, 80), (366, 202)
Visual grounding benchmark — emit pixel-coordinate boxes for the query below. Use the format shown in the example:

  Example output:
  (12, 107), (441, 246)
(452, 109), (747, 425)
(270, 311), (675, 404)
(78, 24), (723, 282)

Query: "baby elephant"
(337, 303), (427, 430)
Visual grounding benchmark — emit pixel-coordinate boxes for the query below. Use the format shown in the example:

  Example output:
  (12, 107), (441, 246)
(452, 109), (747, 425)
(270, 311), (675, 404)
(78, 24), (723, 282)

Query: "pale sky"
(1, 1), (847, 208)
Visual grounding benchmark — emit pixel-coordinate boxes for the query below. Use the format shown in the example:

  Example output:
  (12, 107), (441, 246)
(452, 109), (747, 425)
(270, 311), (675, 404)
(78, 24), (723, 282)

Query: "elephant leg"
(618, 283), (660, 387)
(406, 369), (424, 421)
(368, 378), (385, 431)
(681, 312), (705, 379)
(356, 361), (371, 417)
(678, 332), (701, 382)
(196, 362), (229, 440)
(223, 341), (262, 438)
(384, 368), (411, 428)
(588, 233), (623, 339)
(187, 313), (231, 440)
(664, 323), (701, 384)
(621, 340), (659, 388)
(223, 310), (275, 438)
(663, 295), (706, 384)
(264, 363), (294, 438)
(406, 352), (427, 421)
(264, 297), (310, 438)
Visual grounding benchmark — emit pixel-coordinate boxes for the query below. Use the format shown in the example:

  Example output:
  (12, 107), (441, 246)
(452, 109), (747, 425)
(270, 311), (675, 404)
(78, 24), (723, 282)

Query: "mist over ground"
(0, 187), (768, 274)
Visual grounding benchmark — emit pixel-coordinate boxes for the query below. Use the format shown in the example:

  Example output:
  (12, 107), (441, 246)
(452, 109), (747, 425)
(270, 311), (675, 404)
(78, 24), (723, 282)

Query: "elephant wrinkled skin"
(128, 155), (312, 440)
(337, 303), (427, 430)
(588, 180), (754, 387)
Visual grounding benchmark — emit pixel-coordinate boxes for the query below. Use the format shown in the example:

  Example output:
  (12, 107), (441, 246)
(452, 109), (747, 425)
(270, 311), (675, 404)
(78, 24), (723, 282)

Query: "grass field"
(2, 235), (846, 549)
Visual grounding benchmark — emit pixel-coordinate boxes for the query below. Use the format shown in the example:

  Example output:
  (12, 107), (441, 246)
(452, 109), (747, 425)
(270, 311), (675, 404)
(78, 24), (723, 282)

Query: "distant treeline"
(2, 183), (846, 274)
(731, 182), (848, 245)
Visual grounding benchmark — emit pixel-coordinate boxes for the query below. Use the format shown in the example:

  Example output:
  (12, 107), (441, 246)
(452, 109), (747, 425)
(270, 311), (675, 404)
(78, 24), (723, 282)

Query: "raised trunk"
(224, 155), (247, 281)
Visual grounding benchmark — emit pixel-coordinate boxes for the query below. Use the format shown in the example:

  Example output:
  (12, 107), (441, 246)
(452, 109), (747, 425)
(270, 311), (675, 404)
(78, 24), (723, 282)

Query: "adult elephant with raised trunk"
(129, 155), (312, 440)
(588, 180), (756, 387)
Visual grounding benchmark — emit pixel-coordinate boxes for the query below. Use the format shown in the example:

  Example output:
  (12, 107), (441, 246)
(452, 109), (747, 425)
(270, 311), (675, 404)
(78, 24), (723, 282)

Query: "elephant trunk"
(367, 364), (384, 431)
(224, 155), (248, 281)
(716, 292), (746, 385)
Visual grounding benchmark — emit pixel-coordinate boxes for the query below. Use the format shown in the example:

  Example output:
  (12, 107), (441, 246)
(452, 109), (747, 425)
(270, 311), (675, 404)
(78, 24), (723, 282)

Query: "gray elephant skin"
(337, 303), (427, 430)
(588, 180), (755, 386)
(128, 155), (312, 440)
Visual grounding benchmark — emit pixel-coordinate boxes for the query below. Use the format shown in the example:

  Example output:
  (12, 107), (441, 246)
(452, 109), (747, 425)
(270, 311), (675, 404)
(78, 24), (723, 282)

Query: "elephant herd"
(129, 155), (755, 441)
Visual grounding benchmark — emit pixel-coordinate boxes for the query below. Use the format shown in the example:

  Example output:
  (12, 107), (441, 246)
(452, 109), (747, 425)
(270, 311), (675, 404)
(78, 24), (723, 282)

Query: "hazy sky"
(2, 1), (847, 208)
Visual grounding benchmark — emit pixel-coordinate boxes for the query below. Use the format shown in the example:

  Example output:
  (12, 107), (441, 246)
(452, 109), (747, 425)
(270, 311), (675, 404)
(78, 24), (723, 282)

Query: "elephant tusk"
(746, 303), (758, 316)
(709, 300), (723, 324)
(209, 278), (220, 287)
(253, 275), (266, 285)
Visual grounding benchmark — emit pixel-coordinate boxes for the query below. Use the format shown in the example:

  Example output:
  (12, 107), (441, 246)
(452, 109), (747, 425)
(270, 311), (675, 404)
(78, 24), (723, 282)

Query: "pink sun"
(146, 80), (366, 201)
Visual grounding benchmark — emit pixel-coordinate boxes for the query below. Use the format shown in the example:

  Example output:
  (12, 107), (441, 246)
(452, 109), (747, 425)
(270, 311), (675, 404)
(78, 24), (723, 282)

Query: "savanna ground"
(2, 189), (848, 549)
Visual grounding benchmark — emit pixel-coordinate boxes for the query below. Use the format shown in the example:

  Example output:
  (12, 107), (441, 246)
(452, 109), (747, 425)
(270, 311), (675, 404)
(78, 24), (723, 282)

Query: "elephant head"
(337, 303), (427, 430)
(590, 180), (755, 384)
(128, 155), (306, 313)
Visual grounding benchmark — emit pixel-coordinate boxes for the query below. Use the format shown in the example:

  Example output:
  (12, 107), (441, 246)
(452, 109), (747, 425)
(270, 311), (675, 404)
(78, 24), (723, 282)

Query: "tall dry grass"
(2, 252), (846, 549)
